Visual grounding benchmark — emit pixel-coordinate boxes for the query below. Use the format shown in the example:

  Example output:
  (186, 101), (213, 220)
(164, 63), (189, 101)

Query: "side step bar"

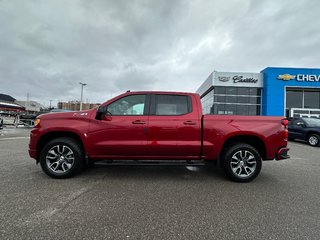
(94, 160), (207, 166)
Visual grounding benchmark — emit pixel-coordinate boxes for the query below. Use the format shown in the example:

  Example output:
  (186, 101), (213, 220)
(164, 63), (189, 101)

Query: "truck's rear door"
(146, 94), (201, 159)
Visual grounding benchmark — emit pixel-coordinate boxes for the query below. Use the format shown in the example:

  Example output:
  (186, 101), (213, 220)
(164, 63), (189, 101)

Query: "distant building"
(197, 67), (320, 118)
(57, 101), (100, 111)
(16, 100), (43, 112)
(0, 93), (25, 112)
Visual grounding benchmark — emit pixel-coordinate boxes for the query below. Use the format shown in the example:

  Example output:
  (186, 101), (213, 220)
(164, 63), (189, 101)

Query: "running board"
(94, 160), (206, 166)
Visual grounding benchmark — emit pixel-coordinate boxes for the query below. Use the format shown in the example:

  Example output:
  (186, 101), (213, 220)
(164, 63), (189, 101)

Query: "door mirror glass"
(96, 106), (108, 120)
(98, 106), (107, 113)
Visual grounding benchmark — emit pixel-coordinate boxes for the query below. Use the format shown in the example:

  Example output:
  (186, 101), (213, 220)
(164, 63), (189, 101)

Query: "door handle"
(132, 120), (145, 124)
(183, 120), (196, 125)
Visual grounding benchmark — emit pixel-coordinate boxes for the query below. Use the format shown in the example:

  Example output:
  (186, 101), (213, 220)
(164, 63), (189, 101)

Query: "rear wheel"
(222, 143), (262, 182)
(307, 134), (320, 147)
(39, 137), (84, 178)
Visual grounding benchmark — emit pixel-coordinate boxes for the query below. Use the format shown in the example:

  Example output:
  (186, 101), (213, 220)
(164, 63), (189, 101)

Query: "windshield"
(303, 118), (320, 127)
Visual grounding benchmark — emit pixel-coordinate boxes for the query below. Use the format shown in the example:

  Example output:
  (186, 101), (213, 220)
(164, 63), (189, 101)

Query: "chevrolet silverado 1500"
(29, 91), (289, 182)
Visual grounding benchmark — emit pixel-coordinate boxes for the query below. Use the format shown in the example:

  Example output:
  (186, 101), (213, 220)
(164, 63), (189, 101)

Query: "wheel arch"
(305, 131), (320, 140)
(219, 135), (266, 163)
(36, 131), (85, 161)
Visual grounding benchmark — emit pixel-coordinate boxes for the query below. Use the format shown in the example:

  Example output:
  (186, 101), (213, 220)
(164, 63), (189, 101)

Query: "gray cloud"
(1, 0), (320, 106)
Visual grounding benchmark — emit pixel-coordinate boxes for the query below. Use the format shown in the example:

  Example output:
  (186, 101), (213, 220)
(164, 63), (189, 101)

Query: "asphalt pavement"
(0, 127), (319, 240)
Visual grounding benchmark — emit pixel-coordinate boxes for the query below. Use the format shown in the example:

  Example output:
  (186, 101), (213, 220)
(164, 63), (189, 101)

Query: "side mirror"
(102, 114), (112, 121)
(97, 105), (107, 114)
(95, 106), (108, 120)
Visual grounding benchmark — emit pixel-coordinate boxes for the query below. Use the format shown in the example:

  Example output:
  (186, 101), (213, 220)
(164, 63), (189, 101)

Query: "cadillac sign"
(214, 72), (262, 87)
(233, 75), (258, 83)
(218, 75), (258, 83)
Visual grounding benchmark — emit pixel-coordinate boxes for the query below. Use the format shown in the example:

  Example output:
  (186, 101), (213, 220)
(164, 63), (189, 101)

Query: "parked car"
(19, 111), (50, 120)
(29, 91), (289, 182)
(288, 117), (320, 146)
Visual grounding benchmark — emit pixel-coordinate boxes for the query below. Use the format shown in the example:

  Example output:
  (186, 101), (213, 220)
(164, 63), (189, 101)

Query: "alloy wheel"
(230, 150), (257, 178)
(45, 145), (75, 174)
(308, 136), (319, 146)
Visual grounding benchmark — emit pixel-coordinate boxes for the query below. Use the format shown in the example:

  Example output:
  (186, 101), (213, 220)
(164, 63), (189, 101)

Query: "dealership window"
(201, 88), (214, 114)
(286, 88), (320, 109)
(304, 90), (320, 108)
(286, 90), (303, 108)
(201, 86), (262, 115)
(285, 88), (320, 117)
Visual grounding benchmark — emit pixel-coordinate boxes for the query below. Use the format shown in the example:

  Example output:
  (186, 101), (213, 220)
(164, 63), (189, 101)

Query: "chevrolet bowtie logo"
(277, 74), (296, 81)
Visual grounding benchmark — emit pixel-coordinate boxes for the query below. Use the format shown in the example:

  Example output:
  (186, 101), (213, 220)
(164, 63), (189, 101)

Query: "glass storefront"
(201, 88), (214, 114)
(285, 88), (320, 117)
(201, 86), (262, 115)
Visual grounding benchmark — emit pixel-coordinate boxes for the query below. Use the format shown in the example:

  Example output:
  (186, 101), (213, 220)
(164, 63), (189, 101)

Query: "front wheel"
(307, 134), (320, 146)
(222, 143), (262, 182)
(39, 137), (84, 179)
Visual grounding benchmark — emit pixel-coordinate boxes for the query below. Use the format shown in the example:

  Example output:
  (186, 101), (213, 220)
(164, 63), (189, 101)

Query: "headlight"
(34, 118), (41, 127)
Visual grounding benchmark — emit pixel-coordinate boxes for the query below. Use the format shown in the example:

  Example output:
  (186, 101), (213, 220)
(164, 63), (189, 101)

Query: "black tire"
(307, 134), (320, 147)
(39, 137), (84, 179)
(222, 143), (262, 182)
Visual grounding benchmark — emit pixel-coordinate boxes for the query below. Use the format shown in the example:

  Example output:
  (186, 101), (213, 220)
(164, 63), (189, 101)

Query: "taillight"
(281, 118), (289, 140)
(281, 118), (289, 127)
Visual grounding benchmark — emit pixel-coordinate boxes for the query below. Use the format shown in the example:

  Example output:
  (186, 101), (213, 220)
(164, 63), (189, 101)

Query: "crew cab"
(29, 91), (289, 182)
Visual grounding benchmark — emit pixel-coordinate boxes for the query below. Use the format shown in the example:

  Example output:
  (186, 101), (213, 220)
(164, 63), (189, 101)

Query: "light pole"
(79, 82), (87, 111)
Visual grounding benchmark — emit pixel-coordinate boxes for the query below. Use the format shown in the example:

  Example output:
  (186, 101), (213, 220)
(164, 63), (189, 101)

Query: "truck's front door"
(147, 94), (201, 159)
(87, 94), (150, 158)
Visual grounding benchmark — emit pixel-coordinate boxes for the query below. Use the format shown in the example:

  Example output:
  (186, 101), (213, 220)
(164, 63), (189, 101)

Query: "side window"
(155, 95), (191, 115)
(108, 95), (146, 115)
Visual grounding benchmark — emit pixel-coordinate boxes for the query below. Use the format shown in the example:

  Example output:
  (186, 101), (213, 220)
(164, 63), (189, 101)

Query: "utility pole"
(49, 100), (53, 109)
(27, 93), (30, 110)
(79, 82), (87, 111)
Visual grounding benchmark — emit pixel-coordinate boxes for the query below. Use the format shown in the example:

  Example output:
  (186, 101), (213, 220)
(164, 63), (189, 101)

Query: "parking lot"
(0, 127), (319, 240)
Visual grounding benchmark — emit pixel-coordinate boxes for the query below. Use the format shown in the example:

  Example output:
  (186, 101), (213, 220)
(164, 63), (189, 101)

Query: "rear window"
(155, 95), (191, 115)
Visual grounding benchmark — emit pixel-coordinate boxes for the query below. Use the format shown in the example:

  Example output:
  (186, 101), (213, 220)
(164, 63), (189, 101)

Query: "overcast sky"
(1, 0), (320, 106)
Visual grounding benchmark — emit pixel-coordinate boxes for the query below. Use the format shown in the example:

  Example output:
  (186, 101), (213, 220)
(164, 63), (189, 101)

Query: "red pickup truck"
(29, 91), (289, 182)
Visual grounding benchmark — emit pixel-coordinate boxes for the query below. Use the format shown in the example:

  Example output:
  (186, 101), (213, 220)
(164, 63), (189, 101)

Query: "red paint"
(29, 91), (289, 162)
